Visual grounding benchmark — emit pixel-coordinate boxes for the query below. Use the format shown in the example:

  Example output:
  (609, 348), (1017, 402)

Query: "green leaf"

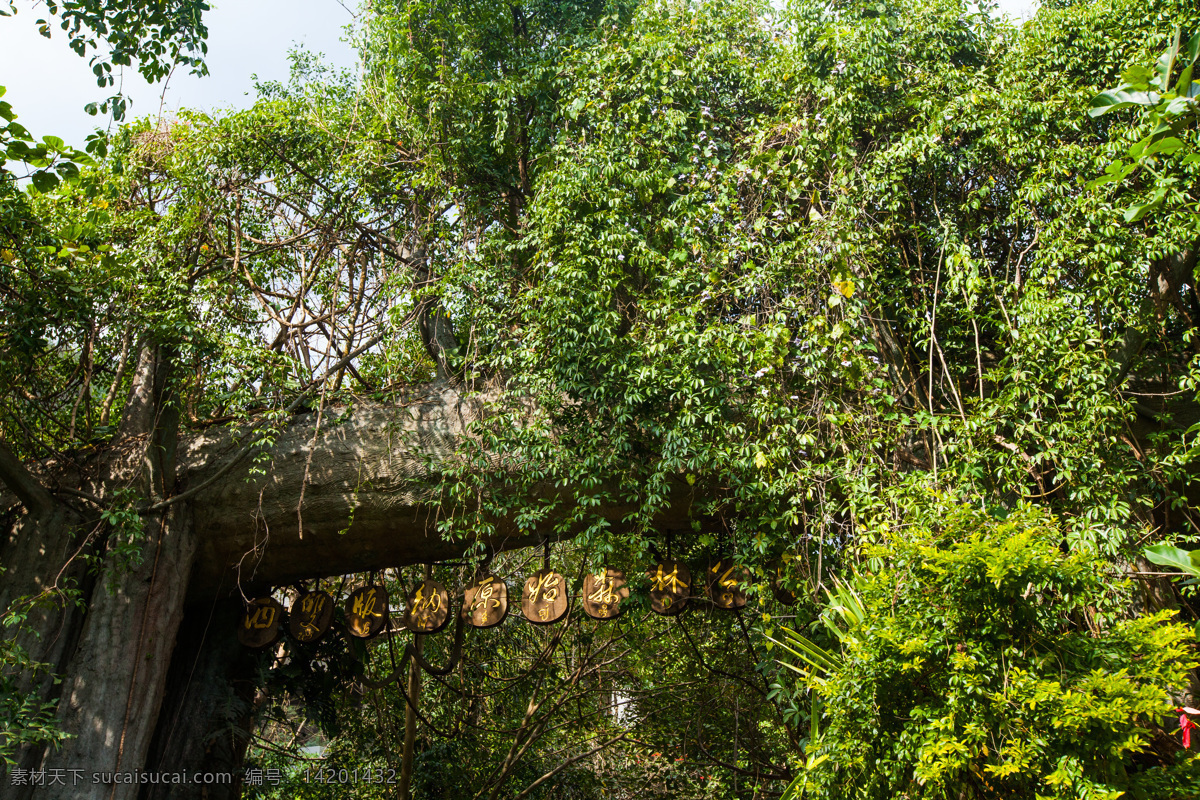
(55, 161), (80, 182)
(780, 774), (806, 800)
(1124, 187), (1168, 222)
(1088, 89), (1158, 117)
(1143, 544), (1200, 577)
(1186, 29), (1200, 66)
(1176, 30), (1200, 95)
(1153, 29), (1183, 92)
(84, 131), (107, 158)
(1086, 160), (1137, 189)
(1163, 96), (1194, 116)
(1143, 137), (1185, 157)
(1127, 135), (1153, 160)
(29, 170), (59, 193)
(766, 628), (841, 679)
(1178, 62), (1195, 99)
(1120, 64), (1154, 89)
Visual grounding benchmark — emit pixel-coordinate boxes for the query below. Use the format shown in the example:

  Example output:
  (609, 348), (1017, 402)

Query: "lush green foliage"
(431, 0), (1200, 574)
(1, 0), (208, 119)
(779, 502), (1199, 799)
(1089, 27), (1200, 222)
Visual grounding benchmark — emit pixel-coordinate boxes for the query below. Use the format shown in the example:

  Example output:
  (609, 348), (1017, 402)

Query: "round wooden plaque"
(770, 560), (798, 606)
(345, 585), (389, 639)
(582, 569), (629, 620)
(648, 560), (690, 616)
(289, 590), (334, 643)
(521, 569), (569, 625)
(406, 580), (451, 634)
(238, 596), (283, 648)
(463, 575), (508, 628)
(707, 559), (748, 610)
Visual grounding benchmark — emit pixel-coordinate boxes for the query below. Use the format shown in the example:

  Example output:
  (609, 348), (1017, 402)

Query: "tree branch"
(511, 733), (628, 800)
(0, 438), (54, 515)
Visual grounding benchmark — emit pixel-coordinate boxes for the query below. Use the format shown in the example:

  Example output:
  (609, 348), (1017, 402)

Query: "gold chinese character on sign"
(582, 569), (629, 620)
(521, 569), (568, 625)
(238, 596), (283, 648)
(346, 585), (389, 638)
(463, 575), (508, 628)
(648, 560), (690, 616)
(707, 559), (747, 610)
(770, 558), (798, 606)
(289, 590), (334, 643)
(406, 580), (450, 634)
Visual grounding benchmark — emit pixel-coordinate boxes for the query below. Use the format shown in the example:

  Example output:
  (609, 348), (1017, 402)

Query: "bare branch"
(511, 733), (629, 800)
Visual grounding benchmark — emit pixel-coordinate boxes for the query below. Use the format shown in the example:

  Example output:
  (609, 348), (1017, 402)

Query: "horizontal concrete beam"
(184, 385), (697, 600)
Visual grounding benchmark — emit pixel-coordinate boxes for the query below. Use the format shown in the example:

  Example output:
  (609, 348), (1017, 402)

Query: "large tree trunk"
(0, 503), (95, 789)
(139, 599), (258, 800)
(1, 344), (189, 800)
(30, 509), (194, 800)
(182, 384), (495, 600)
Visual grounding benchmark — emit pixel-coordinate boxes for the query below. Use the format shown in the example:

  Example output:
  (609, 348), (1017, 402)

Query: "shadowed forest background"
(4, 0), (1200, 798)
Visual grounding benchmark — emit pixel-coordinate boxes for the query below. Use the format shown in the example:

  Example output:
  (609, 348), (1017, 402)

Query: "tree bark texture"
(21, 508), (197, 800)
(399, 638), (422, 800)
(139, 600), (259, 800)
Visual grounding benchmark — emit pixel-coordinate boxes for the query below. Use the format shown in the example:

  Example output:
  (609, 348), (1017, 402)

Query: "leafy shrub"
(786, 502), (1200, 800)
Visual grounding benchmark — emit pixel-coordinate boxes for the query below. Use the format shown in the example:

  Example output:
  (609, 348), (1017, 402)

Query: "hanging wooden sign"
(582, 568), (629, 620)
(238, 596), (283, 648)
(648, 560), (690, 616)
(770, 559), (798, 606)
(463, 575), (508, 628)
(289, 590), (334, 643)
(707, 559), (748, 610)
(406, 580), (451, 634)
(345, 585), (388, 638)
(521, 569), (568, 624)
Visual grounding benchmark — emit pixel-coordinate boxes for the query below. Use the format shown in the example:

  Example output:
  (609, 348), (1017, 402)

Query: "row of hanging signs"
(238, 559), (774, 649)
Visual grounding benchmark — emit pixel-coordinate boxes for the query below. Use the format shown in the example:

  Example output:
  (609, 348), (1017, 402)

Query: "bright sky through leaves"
(0, 0), (1035, 150)
(0, 0), (357, 148)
